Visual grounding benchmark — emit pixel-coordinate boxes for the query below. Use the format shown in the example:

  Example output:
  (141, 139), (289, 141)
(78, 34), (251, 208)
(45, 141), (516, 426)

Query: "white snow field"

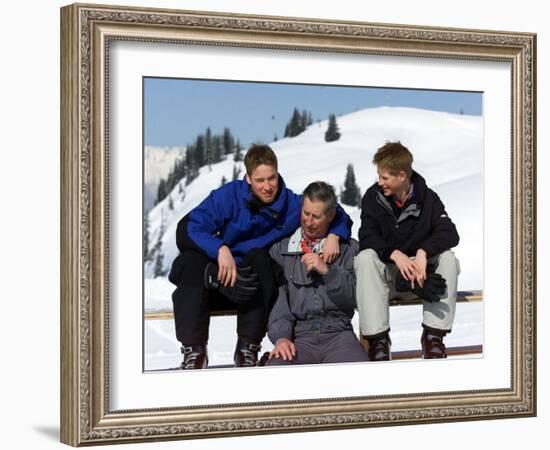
(143, 106), (484, 370)
(145, 302), (483, 371)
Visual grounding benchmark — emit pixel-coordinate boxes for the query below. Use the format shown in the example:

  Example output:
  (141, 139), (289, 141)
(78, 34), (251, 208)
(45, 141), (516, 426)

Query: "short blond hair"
(372, 141), (413, 178)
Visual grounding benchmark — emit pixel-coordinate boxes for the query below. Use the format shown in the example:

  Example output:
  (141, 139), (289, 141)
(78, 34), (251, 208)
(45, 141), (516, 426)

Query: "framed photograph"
(60, 3), (536, 446)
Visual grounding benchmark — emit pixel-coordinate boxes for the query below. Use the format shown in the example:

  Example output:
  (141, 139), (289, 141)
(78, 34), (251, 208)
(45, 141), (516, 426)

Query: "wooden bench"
(144, 290), (483, 321)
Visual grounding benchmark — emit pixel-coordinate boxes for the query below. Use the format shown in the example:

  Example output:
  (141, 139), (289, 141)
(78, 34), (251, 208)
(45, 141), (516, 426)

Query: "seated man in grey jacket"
(266, 181), (369, 365)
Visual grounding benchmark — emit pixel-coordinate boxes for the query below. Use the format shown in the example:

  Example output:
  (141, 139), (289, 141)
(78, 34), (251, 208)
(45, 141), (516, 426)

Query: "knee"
(436, 250), (460, 276)
(265, 356), (292, 366)
(354, 249), (381, 270)
(169, 250), (211, 285)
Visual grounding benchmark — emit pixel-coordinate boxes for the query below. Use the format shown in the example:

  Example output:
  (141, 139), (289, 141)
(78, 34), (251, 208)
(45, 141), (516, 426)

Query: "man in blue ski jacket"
(168, 144), (352, 369)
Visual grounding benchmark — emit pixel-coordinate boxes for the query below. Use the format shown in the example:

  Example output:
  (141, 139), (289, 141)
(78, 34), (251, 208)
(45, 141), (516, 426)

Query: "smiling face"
(246, 164), (279, 204)
(376, 168), (408, 197)
(300, 197), (335, 240)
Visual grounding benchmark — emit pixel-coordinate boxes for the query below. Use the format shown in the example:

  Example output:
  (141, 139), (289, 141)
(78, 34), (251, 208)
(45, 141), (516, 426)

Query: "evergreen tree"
(155, 154), (186, 204)
(232, 164), (242, 181)
(194, 135), (205, 168)
(153, 240), (164, 277)
(212, 135), (223, 163)
(234, 140), (243, 162)
(172, 158), (186, 185)
(283, 108), (313, 138)
(205, 127), (212, 152)
(223, 127), (234, 155)
(165, 169), (176, 197)
(143, 212), (150, 261)
(157, 179), (167, 203)
(340, 163), (361, 207)
(168, 194), (174, 210)
(325, 114), (341, 142)
(220, 175), (227, 187)
(300, 109), (309, 132)
(185, 144), (199, 185)
(204, 128), (214, 166)
(284, 108), (302, 138)
(153, 210), (166, 277)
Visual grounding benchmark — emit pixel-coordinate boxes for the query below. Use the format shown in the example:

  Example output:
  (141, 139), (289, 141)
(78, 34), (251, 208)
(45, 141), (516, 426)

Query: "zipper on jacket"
(375, 193), (399, 228)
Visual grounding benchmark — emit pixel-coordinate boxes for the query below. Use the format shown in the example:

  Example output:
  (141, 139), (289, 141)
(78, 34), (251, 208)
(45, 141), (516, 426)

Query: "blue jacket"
(176, 176), (352, 262)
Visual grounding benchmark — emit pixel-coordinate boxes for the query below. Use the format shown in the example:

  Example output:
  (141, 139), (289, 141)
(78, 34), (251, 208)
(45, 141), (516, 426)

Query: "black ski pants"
(170, 247), (279, 346)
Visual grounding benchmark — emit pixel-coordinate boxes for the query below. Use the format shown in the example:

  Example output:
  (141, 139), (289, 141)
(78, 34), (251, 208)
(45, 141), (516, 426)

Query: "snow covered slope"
(145, 106), (483, 291)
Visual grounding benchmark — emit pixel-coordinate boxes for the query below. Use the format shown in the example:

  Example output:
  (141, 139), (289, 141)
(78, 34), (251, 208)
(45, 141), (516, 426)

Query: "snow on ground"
(145, 302), (483, 370)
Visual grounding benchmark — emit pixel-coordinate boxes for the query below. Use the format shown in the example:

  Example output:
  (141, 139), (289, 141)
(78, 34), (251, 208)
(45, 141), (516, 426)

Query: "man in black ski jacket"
(354, 141), (460, 361)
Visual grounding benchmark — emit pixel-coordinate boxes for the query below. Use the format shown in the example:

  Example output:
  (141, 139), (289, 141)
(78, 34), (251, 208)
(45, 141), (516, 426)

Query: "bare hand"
(390, 249), (417, 285)
(321, 233), (340, 264)
(269, 338), (296, 361)
(217, 245), (237, 287)
(412, 249), (428, 288)
(301, 252), (329, 275)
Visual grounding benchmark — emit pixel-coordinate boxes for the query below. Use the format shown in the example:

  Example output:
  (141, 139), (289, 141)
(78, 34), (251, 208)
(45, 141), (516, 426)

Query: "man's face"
(246, 164), (279, 204)
(377, 168), (407, 197)
(301, 197), (335, 240)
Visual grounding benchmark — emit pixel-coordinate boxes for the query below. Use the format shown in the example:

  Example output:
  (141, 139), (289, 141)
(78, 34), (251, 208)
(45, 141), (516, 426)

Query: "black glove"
(204, 263), (260, 304)
(395, 271), (447, 303)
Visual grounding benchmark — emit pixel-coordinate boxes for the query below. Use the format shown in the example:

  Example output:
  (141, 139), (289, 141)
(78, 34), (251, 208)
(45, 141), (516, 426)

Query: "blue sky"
(144, 77), (482, 148)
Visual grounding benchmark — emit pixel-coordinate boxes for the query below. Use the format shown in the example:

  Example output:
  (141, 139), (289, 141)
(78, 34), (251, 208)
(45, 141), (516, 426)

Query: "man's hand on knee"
(269, 338), (296, 361)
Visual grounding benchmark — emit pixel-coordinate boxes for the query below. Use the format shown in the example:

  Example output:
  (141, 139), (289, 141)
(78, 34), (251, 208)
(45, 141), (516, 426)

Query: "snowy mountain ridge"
(144, 146), (186, 212)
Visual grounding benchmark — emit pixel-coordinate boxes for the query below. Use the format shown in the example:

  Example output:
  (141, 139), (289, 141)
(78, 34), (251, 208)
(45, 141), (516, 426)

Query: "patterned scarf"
(300, 236), (324, 254)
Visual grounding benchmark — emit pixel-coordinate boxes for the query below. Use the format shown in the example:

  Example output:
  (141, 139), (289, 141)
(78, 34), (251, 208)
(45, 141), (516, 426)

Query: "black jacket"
(358, 171), (459, 262)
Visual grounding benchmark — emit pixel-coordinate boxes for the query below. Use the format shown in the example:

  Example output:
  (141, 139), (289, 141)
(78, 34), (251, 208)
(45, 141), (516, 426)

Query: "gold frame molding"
(60, 3), (536, 446)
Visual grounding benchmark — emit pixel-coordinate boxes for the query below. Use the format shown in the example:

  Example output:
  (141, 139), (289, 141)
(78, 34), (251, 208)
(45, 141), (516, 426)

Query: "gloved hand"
(395, 271), (447, 303)
(204, 263), (260, 304)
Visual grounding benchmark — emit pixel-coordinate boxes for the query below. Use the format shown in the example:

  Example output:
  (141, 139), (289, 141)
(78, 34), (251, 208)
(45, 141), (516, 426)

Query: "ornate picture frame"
(60, 3), (536, 446)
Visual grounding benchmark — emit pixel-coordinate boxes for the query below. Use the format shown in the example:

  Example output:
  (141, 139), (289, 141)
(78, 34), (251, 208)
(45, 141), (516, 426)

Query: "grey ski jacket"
(267, 230), (359, 344)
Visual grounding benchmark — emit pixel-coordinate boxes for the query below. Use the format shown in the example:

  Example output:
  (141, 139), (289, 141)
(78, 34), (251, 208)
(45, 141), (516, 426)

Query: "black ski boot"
(365, 332), (392, 361)
(421, 326), (448, 359)
(180, 344), (208, 369)
(233, 338), (261, 367)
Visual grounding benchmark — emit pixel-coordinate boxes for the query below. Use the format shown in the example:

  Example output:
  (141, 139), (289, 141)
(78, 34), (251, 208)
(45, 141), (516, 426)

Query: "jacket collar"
(286, 227), (326, 254)
(374, 170), (427, 203)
